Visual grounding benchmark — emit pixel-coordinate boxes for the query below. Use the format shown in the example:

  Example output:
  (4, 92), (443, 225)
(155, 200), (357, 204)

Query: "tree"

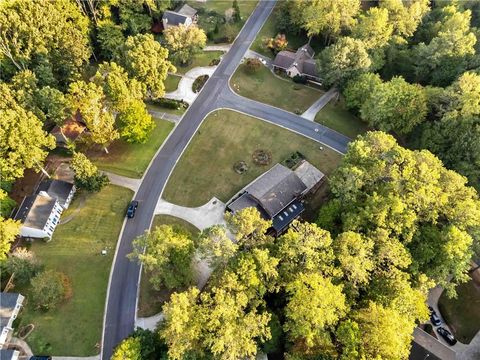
(264, 34), (288, 54)
(117, 0), (153, 35)
(352, 7), (393, 50)
(198, 225), (238, 269)
(284, 273), (347, 349)
(334, 231), (374, 288)
(361, 76), (427, 134)
(112, 337), (142, 360)
(67, 80), (119, 152)
(353, 302), (416, 360)
(317, 37), (371, 87)
(0, 217), (21, 261)
(380, 0), (430, 39)
(244, 58), (262, 74)
(275, 220), (337, 283)
(70, 152), (109, 192)
(117, 34), (175, 99)
(30, 270), (68, 310)
(129, 225), (195, 290)
(343, 72), (382, 112)
(96, 20), (126, 60)
(5, 248), (42, 286)
(0, 189), (16, 217)
(225, 207), (272, 249)
(117, 99), (155, 143)
(288, 0), (361, 41)
(0, 0), (91, 86)
(164, 25), (207, 65)
(232, 0), (241, 22)
(0, 85), (56, 181)
(35, 86), (70, 125)
(336, 320), (361, 360)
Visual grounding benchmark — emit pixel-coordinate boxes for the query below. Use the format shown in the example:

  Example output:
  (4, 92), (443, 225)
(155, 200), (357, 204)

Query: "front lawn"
(93, 118), (174, 178)
(314, 98), (369, 138)
(187, 1), (258, 44)
(438, 278), (480, 344)
(16, 185), (133, 356)
(146, 102), (186, 116)
(164, 74), (181, 92)
(231, 64), (323, 114)
(137, 215), (199, 317)
(163, 110), (342, 207)
(174, 51), (223, 75)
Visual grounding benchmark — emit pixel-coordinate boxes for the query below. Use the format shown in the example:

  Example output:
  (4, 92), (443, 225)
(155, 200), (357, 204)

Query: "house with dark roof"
(227, 160), (324, 234)
(162, 4), (198, 30)
(13, 193), (63, 240)
(409, 328), (456, 360)
(0, 293), (24, 349)
(273, 43), (320, 82)
(37, 179), (76, 209)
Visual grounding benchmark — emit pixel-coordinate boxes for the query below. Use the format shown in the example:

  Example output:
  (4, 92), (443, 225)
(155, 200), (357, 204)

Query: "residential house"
(162, 4), (198, 30)
(50, 112), (86, 148)
(0, 293), (24, 349)
(0, 349), (20, 360)
(13, 193), (63, 240)
(272, 43), (320, 82)
(409, 328), (456, 360)
(36, 179), (76, 209)
(227, 160), (324, 234)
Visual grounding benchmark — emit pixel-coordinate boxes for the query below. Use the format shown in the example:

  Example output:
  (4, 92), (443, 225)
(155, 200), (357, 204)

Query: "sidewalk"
(301, 87), (339, 121)
(146, 109), (182, 124)
(104, 172), (141, 192)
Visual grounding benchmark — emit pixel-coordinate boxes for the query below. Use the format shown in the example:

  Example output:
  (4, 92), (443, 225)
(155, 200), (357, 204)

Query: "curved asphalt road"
(101, 1), (350, 358)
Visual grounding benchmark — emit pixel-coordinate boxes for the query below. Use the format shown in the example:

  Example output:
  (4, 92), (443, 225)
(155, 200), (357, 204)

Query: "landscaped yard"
(164, 74), (181, 92)
(174, 51), (223, 75)
(315, 98), (369, 138)
(15, 185), (133, 356)
(146, 102), (186, 116)
(163, 110), (342, 207)
(231, 64), (323, 114)
(93, 118), (174, 178)
(438, 277), (480, 344)
(187, 0), (258, 44)
(137, 215), (199, 317)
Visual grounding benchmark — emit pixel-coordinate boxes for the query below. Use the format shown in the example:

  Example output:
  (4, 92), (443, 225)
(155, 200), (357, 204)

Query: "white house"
(0, 293), (24, 349)
(36, 179), (76, 209)
(162, 4), (198, 30)
(14, 193), (63, 240)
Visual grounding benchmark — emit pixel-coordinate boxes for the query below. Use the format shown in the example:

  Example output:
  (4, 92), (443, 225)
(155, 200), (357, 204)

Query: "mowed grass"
(164, 74), (181, 92)
(163, 110), (342, 207)
(174, 51), (223, 75)
(231, 64), (323, 113)
(17, 185), (133, 356)
(315, 98), (369, 139)
(137, 215), (199, 317)
(93, 118), (174, 178)
(438, 278), (480, 344)
(146, 102), (186, 116)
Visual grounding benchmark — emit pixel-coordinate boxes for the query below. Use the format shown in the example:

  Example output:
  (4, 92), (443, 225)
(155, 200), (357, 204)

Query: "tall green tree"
(0, 216), (21, 261)
(35, 86), (70, 125)
(352, 7), (393, 50)
(129, 225), (195, 290)
(96, 20), (126, 60)
(116, 99), (155, 143)
(164, 25), (207, 65)
(0, 189), (16, 217)
(70, 152), (109, 192)
(379, 0), (430, 40)
(111, 337), (142, 360)
(343, 72), (382, 112)
(225, 207), (272, 249)
(198, 225), (238, 269)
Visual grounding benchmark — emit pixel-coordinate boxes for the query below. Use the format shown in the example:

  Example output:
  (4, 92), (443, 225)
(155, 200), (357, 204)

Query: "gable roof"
(14, 194), (57, 230)
(175, 3), (197, 17)
(163, 10), (189, 26)
(0, 293), (24, 319)
(37, 179), (74, 208)
(50, 118), (86, 144)
(273, 51), (296, 69)
(273, 43), (319, 78)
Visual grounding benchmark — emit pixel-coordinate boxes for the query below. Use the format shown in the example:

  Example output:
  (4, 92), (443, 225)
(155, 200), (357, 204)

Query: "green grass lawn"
(146, 102), (186, 116)
(137, 215), (199, 317)
(174, 51), (223, 75)
(187, 1), (258, 44)
(231, 64), (323, 114)
(164, 74), (181, 92)
(438, 278), (480, 344)
(93, 118), (174, 178)
(315, 98), (369, 139)
(163, 110), (342, 207)
(16, 185), (133, 356)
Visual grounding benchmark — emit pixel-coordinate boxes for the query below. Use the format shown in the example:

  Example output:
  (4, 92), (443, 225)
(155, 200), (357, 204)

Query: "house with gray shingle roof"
(273, 43), (320, 82)
(162, 4), (198, 30)
(0, 293), (24, 349)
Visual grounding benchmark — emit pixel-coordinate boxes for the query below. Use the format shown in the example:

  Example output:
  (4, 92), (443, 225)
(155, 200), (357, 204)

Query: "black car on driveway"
(437, 327), (457, 345)
(126, 200), (138, 218)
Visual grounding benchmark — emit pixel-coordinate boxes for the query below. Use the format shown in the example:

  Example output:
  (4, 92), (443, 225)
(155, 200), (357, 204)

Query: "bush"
(71, 152), (109, 192)
(245, 58), (262, 74)
(293, 75), (307, 84)
(6, 248), (42, 286)
(31, 270), (69, 310)
(150, 98), (188, 110)
(261, 313), (284, 354)
(192, 75), (209, 93)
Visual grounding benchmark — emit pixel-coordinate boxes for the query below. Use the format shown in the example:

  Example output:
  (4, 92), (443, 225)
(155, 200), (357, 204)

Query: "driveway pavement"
(164, 66), (217, 104)
(301, 87), (339, 121)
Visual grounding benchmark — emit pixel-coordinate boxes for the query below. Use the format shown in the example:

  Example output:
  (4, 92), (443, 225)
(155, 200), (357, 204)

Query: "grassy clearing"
(16, 185), (133, 356)
(187, 1), (258, 44)
(137, 215), (199, 317)
(93, 118), (174, 178)
(164, 74), (181, 92)
(314, 98), (369, 139)
(163, 110), (342, 207)
(174, 51), (223, 75)
(231, 64), (323, 114)
(438, 278), (480, 344)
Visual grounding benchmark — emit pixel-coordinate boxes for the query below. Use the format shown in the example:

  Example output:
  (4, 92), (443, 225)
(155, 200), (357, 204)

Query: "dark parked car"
(437, 327), (457, 345)
(429, 307), (442, 326)
(30, 357), (52, 360)
(127, 200), (139, 218)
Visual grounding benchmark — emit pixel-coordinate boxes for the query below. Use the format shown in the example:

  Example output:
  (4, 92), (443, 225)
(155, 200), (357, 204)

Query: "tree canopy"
(164, 25), (207, 65)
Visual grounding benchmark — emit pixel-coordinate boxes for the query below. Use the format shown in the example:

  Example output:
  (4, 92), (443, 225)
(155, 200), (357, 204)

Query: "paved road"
(101, 1), (351, 358)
